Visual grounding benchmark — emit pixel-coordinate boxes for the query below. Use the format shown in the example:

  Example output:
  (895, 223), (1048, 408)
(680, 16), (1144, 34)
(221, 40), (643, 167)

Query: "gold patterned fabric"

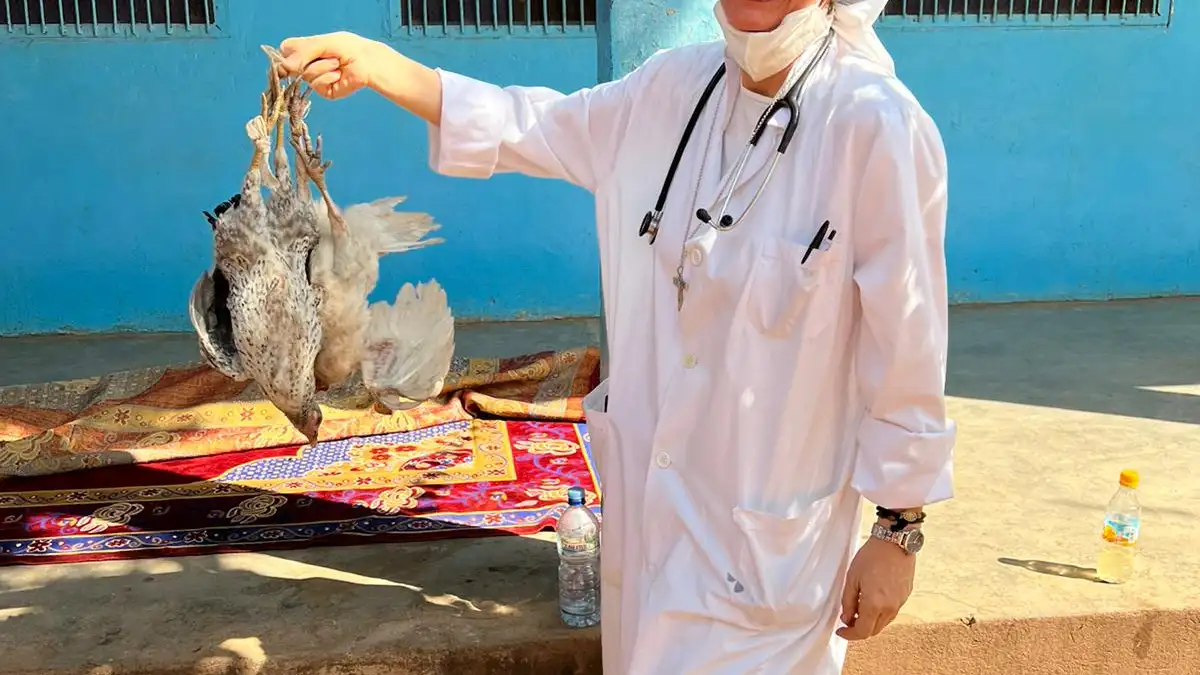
(0, 347), (600, 480)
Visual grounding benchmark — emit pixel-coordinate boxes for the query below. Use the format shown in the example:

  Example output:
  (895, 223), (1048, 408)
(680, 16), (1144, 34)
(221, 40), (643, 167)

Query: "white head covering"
(832, 0), (893, 74)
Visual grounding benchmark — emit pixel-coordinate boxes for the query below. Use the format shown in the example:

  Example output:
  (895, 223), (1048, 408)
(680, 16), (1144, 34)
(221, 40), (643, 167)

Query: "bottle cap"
(1119, 469), (1139, 489)
(567, 486), (586, 506)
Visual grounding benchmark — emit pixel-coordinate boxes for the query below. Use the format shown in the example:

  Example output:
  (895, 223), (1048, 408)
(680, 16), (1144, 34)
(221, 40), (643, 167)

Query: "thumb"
(279, 36), (330, 75)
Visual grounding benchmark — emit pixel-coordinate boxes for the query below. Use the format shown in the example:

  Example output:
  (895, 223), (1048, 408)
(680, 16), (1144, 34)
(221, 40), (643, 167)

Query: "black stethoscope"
(639, 29), (835, 245)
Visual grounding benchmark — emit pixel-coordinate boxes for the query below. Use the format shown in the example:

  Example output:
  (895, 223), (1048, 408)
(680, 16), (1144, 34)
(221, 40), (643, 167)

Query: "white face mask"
(714, 2), (833, 83)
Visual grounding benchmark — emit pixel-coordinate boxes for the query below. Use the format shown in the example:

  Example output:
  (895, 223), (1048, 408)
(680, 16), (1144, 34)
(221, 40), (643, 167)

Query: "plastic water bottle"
(556, 486), (601, 628)
(1097, 469), (1142, 584)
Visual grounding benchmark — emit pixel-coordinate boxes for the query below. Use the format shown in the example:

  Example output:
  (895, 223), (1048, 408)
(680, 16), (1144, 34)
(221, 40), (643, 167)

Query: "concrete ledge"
(847, 609), (1200, 675)
(72, 634), (606, 675)
(14, 604), (1198, 674)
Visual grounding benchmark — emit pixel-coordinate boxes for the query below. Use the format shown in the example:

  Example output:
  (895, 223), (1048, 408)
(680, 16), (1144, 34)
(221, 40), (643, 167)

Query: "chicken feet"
(286, 86), (314, 203)
(260, 46), (303, 189)
(257, 43), (346, 233)
(245, 62), (290, 192)
(285, 86), (347, 234)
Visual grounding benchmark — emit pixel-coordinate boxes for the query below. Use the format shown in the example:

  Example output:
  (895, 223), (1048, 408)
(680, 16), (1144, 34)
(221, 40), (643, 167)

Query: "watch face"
(903, 529), (925, 554)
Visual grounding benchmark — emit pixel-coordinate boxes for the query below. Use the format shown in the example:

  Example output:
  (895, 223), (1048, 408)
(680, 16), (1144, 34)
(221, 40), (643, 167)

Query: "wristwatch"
(870, 521), (925, 555)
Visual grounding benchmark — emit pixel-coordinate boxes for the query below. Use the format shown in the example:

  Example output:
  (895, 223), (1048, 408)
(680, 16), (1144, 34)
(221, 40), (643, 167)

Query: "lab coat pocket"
(729, 493), (841, 629)
(746, 237), (839, 340)
(582, 380), (614, 478)
(582, 379), (624, 591)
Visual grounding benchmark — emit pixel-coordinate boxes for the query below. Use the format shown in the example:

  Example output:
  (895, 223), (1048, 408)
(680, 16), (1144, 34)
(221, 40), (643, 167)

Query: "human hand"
(836, 534), (916, 640)
(278, 31), (386, 100)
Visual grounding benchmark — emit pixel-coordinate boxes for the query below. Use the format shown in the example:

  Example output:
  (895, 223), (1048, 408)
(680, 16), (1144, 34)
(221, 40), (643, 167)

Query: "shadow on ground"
(997, 557), (1104, 583)
(947, 298), (1199, 425)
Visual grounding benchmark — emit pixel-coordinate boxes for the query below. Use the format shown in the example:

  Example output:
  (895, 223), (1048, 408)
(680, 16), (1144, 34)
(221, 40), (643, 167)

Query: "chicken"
(361, 280), (456, 412)
(189, 45), (454, 441)
(308, 196), (444, 391)
(282, 81), (447, 396)
(189, 48), (330, 446)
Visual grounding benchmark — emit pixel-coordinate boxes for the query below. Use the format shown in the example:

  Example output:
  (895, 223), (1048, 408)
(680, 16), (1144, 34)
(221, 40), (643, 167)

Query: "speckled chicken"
(189, 48), (330, 446)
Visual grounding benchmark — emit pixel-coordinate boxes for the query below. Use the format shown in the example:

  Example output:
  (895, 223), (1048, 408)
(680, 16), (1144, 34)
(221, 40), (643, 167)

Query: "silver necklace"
(671, 90), (727, 312)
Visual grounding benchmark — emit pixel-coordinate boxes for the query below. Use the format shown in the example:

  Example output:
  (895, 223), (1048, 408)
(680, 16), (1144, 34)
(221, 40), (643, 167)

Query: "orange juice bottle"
(1097, 469), (1141, 584)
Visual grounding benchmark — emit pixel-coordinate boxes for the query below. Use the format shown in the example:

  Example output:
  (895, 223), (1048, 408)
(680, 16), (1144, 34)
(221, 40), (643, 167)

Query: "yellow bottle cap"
(1119, 469), (1139, 489)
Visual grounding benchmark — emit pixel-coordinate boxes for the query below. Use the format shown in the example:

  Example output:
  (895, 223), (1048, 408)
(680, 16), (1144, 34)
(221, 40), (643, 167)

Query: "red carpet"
(0, 419), (599, 566)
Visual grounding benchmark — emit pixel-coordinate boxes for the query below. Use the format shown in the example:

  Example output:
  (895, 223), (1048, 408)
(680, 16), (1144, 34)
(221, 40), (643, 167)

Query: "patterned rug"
(0, 419), (599, 566)
(0, 347), (600, 479)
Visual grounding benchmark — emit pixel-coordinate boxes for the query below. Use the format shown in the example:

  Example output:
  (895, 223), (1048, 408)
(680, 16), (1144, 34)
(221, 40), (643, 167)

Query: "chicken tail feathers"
(361, 280), (455, 410)
(188, 269), (246, 381)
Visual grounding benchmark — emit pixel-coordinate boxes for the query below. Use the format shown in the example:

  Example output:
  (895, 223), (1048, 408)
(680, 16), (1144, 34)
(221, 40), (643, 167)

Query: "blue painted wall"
(0, 0), (599, 334)
(879, 9), (1199, 303)
(1, 2), (1196, 335)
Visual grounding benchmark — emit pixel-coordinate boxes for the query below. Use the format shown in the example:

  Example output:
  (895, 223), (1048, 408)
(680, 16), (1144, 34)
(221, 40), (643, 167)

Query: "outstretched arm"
(279, 32), (663, 192)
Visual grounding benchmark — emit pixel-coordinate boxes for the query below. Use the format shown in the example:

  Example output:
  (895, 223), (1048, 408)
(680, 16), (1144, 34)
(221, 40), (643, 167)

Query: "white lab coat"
(427, 2), (956, 672)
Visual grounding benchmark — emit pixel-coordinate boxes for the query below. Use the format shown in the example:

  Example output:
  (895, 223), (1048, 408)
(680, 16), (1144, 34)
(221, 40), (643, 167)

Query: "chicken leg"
(286, 86), (347, 235)
(261, 46), (298, 189)
(245, 63), (289, 192)
(286, 86), (314, 203)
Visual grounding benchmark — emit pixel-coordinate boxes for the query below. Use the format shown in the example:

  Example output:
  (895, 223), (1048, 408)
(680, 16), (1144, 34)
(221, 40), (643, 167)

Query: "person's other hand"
(279, 32), (383, 100)
(836, 535), (916, 640)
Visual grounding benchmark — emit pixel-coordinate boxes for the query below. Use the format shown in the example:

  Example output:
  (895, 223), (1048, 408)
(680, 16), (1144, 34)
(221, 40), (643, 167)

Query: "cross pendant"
(672, 269), (688, 311)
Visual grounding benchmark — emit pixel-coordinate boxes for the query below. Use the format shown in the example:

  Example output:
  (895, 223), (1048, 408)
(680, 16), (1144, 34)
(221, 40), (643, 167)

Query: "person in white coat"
(279, 0), (956, 671)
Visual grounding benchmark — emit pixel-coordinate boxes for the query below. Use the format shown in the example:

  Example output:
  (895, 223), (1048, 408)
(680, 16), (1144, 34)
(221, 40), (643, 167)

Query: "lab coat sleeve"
(849, 107), (957, 510)
(428, 53), (667, 192)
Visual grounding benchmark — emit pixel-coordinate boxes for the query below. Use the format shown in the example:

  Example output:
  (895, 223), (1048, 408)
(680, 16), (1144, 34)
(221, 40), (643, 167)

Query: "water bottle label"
(1102, 517), (1139, 546)
(560, 530), (599, 554)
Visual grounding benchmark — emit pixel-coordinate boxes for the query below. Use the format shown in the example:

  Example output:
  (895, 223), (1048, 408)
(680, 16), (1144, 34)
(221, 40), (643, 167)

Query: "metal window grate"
(882, 0), (1168, 23)
(2, 0), (219, 37)
(396, 0), (596, 37)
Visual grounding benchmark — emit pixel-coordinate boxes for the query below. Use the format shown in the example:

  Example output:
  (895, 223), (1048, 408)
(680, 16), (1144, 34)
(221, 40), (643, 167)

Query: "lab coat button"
(682, 354), (698, 369)
(655, 451), (672, 469)
(688, 246), (704, 266)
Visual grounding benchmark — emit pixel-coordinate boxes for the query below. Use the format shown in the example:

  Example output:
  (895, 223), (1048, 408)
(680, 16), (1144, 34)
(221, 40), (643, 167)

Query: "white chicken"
(282, 93), (453, 412)
(278, 85), (447, 397)
(308, 195), (445, 392)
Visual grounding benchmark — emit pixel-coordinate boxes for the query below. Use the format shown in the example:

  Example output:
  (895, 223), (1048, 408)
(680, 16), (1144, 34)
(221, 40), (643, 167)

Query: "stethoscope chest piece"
(639, 210), (662, 244)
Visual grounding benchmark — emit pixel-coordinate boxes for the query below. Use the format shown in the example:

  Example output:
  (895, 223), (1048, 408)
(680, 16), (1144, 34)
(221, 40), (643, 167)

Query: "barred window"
(2, 0), (218, 35)
(399, 0), (596, 34)
(884, 0), (1163, 18)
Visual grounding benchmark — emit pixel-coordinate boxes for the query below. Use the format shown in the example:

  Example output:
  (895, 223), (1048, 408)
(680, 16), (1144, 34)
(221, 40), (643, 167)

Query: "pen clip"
(801, 220), (831, 265)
